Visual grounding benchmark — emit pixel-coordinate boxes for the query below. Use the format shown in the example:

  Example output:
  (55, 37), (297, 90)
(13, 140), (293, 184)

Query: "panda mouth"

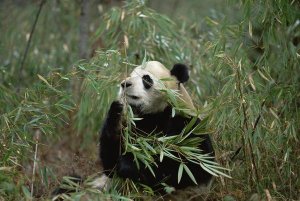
(127, 95), (140, 100)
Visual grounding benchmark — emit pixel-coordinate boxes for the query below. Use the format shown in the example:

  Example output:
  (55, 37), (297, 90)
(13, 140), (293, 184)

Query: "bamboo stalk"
(19, 0), (46, 82)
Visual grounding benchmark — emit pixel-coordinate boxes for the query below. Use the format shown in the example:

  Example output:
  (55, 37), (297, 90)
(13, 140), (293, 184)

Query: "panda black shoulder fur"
(100, 61), (214, 190)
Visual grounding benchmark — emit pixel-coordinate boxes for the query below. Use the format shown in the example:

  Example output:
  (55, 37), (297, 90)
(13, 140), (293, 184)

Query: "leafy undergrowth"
(1, 0), (300, 200)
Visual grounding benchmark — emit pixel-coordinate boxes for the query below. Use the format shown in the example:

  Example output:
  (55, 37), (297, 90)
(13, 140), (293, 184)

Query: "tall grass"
(0, 0), (299, 200)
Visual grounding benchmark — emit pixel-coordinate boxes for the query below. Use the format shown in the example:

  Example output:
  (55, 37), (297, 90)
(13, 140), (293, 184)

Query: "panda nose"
(121, 81), (132, 88)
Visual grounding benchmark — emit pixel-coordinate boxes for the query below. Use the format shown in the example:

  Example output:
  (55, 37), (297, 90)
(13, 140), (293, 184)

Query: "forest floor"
(22, 133), (229, 200)
(22, 134), (100, 200)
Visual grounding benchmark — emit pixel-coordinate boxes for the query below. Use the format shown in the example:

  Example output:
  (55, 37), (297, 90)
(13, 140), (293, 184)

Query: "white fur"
(119, 67), (168, 114)
(118, 61), (195, 114)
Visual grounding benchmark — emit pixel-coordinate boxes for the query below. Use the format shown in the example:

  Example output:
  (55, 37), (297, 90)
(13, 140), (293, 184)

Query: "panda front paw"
(109, 101), (123, 116)
(116, 155), (138, 180)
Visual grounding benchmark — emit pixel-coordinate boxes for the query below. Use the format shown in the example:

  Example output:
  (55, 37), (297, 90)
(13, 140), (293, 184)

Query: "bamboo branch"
(19, 0), (46, 82)
(236, 66), (260, 184)
(31, 129), (41, 197)
(79, 0), (90, 59)
(231, 99), (265, 160)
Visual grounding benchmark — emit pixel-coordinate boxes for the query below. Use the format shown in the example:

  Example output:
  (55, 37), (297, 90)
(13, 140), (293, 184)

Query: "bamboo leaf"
(37, 74), (61, 93)
(160, 150), (164, 162)
(199, 163), (218, 177)
(142, 140), (157, 154)
(171, 107), (176, 117)
(183, 164), (197, 185)
(144, 161), (156, 177)
(205, 164), (232, 178)
(21, 186), (31, 199)
(248, 21), (253, 38)
(183, 116), (198, 135)
(257, 69), (270, 81)
(177, 163), (184, 184)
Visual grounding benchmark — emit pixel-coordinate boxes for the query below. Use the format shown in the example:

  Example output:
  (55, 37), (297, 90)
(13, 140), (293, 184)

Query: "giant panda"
(100, 61), (214, 191)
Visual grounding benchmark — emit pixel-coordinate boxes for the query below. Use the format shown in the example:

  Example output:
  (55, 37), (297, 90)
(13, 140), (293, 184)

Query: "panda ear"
(170, 63), (189, 83)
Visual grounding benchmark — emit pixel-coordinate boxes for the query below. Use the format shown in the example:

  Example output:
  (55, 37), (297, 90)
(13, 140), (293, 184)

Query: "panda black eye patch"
(142, 75), (153, 89)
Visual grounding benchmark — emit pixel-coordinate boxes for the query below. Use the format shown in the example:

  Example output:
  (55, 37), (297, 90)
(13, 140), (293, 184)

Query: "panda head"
(119, 61), (195, 115)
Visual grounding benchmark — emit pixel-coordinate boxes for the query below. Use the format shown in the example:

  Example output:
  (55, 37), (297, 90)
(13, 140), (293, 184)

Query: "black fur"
(170, 63), (189, 83)
(142, 74), (153, 89)
(100, 102), (214, 190)
(100, 101), (123, 176)
(121, 81), (132, 88)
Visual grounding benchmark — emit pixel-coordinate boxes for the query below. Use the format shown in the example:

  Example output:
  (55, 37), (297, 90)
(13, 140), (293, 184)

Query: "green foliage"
(75, 50), (125, 144)
(0, 1), (80, 86)
(0, 0), (299, 200)
(1, 72), (74, 162)
(94, 0), (200, 68)
(124, 104), (230, 179)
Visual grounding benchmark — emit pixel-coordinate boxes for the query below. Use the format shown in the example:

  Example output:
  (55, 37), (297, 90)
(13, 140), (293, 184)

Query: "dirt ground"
(22, 132), (100, 199)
